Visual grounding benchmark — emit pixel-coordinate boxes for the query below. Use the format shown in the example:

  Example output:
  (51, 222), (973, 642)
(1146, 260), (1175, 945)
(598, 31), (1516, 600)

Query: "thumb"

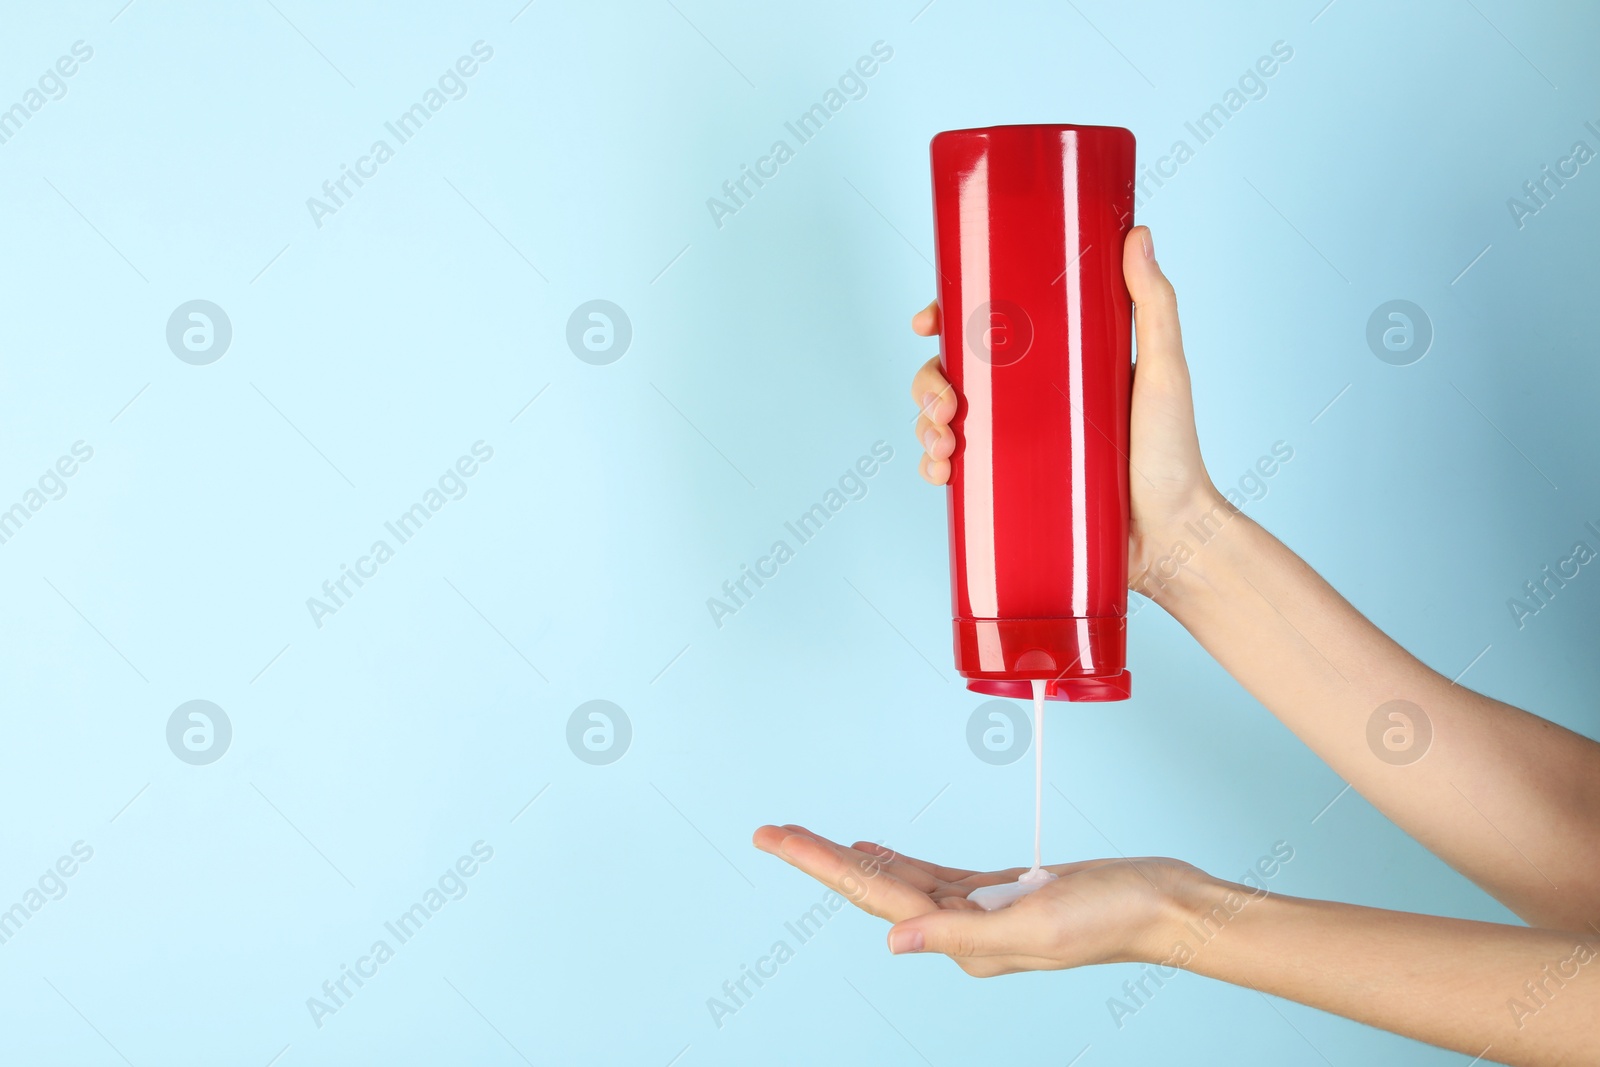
(887, 905), (1030, 958)
(1122, 226), (1186, 381)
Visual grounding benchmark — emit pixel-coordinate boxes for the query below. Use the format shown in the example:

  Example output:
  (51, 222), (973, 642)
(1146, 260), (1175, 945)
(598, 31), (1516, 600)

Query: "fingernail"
(921, 392), (937, 412)
(921, 429), (938, 451)
(889, 929), (925, 954)
(1141, 228), (1154, 261)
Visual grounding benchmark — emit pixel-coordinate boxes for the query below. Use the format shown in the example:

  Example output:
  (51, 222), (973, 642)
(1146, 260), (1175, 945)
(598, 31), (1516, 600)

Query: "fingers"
(1122, 226), (1187, 382)
(886, 903), (1036, 958)
(909, 355), (957, 486)
(915, 413), (954, 461)
(909, 357), (956, 422)
(918, 452), (951, 486)
(751, 825), (940, 923)
(776, 824), (889, 870)
(765, 824), (879, 867)
(751, 824), (799, 853)
(851, 841), (980, 884)
(850, 842), (1020, 903)
(836, 842), (961, 895)
(910, 299), (940, 336)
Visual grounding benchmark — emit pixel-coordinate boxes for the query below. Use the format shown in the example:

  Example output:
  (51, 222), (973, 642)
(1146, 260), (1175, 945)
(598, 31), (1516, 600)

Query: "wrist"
(1136, 870), (1219, 968)
(1137, 867), (1290, 975)
(1129, 486), (1241, 609)
(1125, 862), (1227, 966)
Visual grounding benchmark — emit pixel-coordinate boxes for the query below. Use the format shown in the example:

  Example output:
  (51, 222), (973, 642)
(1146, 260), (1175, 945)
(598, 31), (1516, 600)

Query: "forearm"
(1157, 879), (1600, 1066)
(1146, 491), (1600, 929)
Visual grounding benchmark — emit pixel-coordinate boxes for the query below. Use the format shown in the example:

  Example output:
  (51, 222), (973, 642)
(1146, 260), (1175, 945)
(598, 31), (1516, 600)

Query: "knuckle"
(946, 932), (979, 957)
(1149, 277), (1179, 311)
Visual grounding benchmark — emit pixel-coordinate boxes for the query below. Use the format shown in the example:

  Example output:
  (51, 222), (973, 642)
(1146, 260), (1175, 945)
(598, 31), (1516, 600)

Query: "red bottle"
(929, 124), (1135, 702)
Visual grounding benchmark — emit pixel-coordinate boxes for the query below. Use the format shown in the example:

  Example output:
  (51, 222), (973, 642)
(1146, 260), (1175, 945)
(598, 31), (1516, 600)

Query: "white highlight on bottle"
(967, 678), (1059, 911)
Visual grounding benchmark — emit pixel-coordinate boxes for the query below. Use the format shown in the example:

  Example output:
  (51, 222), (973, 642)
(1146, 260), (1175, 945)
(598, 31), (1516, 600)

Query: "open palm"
(752, 824), (1198, 976)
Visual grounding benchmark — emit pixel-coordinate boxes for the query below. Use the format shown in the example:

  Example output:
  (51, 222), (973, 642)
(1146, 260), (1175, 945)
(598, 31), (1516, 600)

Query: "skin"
(753, 226), (1600, 1065)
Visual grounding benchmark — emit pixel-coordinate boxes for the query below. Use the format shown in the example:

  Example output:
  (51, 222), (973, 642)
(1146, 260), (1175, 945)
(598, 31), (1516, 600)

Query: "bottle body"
(929, 124), (1135, 702)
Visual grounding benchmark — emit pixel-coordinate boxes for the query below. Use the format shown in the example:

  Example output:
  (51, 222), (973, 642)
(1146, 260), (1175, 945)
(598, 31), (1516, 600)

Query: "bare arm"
(1168, 875), (1600, 1067)
(1150, 501), (1600, 931)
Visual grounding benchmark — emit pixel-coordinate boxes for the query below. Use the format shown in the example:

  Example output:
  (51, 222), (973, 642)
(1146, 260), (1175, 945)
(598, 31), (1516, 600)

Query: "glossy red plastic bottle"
(929, 124), (1136, 702)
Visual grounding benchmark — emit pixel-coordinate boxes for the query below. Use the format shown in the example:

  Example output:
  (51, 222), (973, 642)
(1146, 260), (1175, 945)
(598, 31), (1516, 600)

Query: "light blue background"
(2, 1), (1597, 1063)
